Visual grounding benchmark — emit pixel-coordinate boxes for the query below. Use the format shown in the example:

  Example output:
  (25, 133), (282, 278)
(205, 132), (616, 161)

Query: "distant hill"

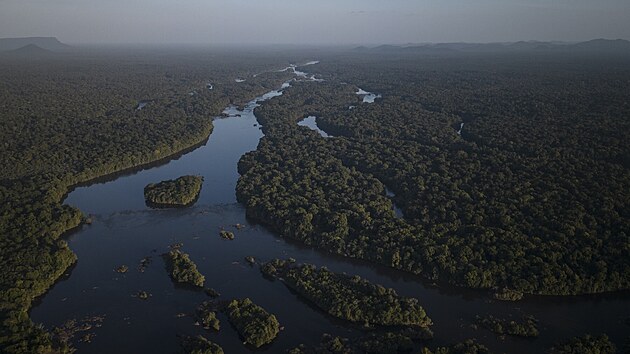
(7, 44), (54, 57)
(355, 39), (630, 55)
(0, 37), (70, 52)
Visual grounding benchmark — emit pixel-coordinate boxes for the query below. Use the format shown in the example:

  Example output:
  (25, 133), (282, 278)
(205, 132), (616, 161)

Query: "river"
(30, 62), (630, 354)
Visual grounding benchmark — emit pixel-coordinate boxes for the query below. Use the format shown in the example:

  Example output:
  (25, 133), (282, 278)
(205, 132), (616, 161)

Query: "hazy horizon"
(1, 0), (630, 45)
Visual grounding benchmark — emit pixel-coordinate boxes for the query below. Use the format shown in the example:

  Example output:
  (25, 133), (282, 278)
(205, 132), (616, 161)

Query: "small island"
(262, 259), (432, 329)
(225, 298), (280, 348)
(197, 301), (220, 331)
(180, 335), (224, 354)
(144, 175), (203, 207)
(219, 230), (235, 240)
(164, 250), (205, 287)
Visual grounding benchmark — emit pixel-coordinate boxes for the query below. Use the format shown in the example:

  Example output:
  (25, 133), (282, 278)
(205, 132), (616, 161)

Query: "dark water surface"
(31, 67), (630, 354)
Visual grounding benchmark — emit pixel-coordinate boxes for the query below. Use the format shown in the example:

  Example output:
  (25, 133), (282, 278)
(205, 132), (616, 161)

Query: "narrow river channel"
(30, 62), (630, 354)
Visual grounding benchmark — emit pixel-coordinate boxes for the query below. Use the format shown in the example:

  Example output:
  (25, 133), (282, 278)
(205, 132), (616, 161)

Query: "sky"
(1, 0), (629, 45)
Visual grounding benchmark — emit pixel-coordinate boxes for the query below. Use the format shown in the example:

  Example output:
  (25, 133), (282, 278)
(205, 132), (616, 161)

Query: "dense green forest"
(224, 298), (280, 348)
(0, 51), (294, 353)
(144, 175), (203, 207)
(262, 259), (432, 328)
(237, 53), (630, 296)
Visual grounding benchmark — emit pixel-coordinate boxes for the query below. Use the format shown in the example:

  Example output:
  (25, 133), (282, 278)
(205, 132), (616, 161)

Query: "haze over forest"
(1, 0), (630, 45)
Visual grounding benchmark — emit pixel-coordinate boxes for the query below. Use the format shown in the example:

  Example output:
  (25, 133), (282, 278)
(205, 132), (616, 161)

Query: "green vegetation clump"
(50, 316), (105, 352)
(197, 302), (220, 331)
(180, 335), (224, 354)
(225, 298), (280, 348)
(219, 230), (235, 240)
(475, 315), (538, 337)
(262, 259), (431, 328)
(144, 175), (203, 207)
(548, 334), (616, 354)
(165, 250), (205, 287)
(136, 291), (151, 300)
(493, 288), (524, 301)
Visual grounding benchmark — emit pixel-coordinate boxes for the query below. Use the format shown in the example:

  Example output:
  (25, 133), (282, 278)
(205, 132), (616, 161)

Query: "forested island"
(144, 175), (203, 207)
(180, 335), (224, 354)
(262, 259), (432, 329)
(225, 298), (280, 348)
(165, 250), (206, 287)
(197, 301), (220, 331)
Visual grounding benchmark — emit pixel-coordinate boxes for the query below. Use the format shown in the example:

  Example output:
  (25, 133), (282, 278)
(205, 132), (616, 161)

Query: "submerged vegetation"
(288, 334), (355, 354)
(165, 250), (205, 287)
(225, 298), (280, 348)
(262, 259), (432, 328)
(475, 315), (539, 337)
(49, 315), (106, 351)
(423, 339), (490, 354)
(204, 288), (220, 298)
(289, 333), (413, 354)
(144, 175), (203, 207)
(358, 332), (414, 354)
(289, 334), (487, 354)
(548, 334), (616, 354)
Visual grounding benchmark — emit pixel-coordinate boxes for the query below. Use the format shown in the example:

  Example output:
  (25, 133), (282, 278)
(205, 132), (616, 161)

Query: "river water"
(298, 116), (332, 138)
(30, 63), (630, 354)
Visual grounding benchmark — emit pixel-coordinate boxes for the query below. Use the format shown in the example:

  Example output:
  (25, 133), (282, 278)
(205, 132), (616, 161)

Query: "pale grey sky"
(1, 0), (629, 44)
